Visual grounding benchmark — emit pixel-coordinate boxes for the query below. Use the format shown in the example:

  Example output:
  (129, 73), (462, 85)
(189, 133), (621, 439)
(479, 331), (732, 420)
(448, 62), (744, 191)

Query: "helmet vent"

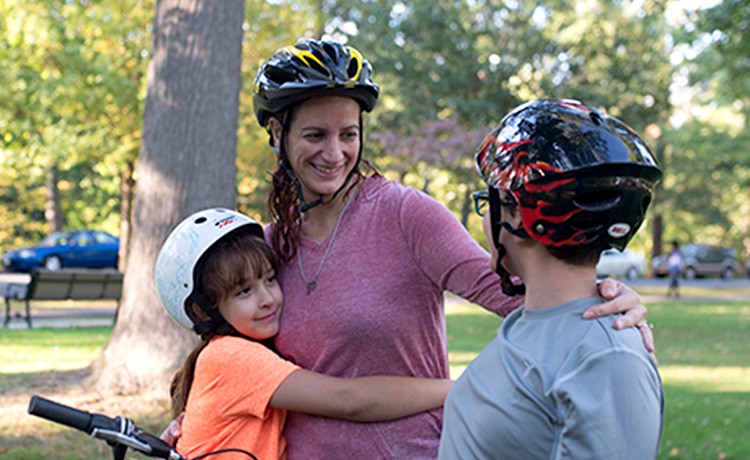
(572, 191), (621, 211)
(266, 67), (296, 85)
(194, 217), (207, 225)
(347, 59), (359, 79)
(589, 111), (604, 126)
(323, 43), (339, 60)
(304, 54), (329, 76)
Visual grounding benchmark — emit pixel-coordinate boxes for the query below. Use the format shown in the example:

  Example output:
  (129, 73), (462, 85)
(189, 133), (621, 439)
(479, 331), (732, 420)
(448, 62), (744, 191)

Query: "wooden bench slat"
(3, 269), (123, 328)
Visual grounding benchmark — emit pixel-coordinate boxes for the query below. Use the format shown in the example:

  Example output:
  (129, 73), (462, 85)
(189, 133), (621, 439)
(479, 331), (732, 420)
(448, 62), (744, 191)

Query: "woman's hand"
(159, 412), (184, 447)
(584, 278), (654, 353)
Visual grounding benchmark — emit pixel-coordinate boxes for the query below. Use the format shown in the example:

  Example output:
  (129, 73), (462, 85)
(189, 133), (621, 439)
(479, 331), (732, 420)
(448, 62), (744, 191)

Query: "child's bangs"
(198, 229), (275, 306)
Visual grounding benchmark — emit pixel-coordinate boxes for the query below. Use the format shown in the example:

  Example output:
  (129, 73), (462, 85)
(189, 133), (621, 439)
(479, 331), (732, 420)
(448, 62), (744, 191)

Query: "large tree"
(88, 0), (246, 394)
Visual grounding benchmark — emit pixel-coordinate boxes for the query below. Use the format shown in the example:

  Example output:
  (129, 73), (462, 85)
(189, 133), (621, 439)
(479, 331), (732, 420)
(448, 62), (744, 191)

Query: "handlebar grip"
(28, 395), (119, 435)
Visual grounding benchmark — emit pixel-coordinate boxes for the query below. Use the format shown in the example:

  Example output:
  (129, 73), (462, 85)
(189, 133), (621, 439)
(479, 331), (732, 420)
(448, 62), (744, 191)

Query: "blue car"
(2, 230), (120, 272)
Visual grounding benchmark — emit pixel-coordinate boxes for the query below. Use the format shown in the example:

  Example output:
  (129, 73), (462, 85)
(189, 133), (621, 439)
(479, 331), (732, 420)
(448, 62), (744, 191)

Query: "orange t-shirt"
(176, 336), (300, 460)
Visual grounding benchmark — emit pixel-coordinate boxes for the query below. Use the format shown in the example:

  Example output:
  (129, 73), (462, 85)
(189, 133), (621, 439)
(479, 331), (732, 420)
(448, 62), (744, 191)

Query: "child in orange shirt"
(155, 208), (451, 460)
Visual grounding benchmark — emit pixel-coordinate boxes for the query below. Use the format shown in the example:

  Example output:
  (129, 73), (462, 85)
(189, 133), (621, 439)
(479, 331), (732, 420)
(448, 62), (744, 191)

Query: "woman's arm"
(270, 369), (451, 421)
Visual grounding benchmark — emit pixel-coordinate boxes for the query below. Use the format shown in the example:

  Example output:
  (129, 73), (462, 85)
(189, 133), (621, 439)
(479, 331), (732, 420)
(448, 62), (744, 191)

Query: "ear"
(506, 207), (523, 230)
(268, 117), (282, 148)
(186, 301), (211, 322)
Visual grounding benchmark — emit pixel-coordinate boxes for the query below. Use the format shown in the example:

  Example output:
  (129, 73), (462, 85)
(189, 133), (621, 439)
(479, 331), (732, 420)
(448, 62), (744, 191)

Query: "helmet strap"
(488, 187), (526, 297)
(493, 242), (526, 297)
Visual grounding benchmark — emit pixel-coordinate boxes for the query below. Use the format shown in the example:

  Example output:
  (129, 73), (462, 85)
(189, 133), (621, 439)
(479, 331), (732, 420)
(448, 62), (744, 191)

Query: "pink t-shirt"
(270, 175), (521, 459)
(177, 336), (299, 460)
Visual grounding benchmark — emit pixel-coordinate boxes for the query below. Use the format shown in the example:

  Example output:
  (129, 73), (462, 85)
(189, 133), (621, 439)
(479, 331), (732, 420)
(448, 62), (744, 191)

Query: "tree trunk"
(88, 0), (245, 395)
(44, 163), (64, 232)
(118, 159), (135, 272)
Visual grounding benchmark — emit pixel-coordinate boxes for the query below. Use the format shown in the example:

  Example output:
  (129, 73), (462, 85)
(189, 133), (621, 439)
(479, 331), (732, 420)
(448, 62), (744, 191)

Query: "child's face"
(218, 266), (283, 340)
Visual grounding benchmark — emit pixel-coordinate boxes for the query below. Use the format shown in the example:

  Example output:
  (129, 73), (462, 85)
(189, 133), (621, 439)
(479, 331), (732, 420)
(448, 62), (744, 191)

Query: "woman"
(251, 38), (654, 459)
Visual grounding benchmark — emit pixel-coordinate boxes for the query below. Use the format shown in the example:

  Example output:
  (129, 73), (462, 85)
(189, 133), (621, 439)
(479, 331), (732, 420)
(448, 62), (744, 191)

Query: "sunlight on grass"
(0, 327), (111, 374)
(660, 365), (750, 392)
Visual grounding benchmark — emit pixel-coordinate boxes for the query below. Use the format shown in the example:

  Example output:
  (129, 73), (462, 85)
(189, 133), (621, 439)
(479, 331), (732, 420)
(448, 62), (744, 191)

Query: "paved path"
(4, 307), (116, 330)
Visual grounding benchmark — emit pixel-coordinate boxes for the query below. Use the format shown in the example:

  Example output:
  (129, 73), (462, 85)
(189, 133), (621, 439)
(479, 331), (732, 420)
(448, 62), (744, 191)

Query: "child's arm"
(270, 369), (452, 421)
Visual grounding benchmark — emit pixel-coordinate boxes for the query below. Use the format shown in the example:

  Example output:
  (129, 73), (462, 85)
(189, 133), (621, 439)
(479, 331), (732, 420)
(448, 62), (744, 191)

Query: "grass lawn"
(1, 296), (749, 459)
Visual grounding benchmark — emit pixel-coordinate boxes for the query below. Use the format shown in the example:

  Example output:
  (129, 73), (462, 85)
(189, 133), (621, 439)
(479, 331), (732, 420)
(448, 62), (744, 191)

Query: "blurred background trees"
(0, 0), (747, 264)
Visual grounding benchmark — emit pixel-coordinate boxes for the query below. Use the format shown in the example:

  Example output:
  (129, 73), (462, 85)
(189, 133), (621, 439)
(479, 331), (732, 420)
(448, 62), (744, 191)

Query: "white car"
(596, 248), (646, 281)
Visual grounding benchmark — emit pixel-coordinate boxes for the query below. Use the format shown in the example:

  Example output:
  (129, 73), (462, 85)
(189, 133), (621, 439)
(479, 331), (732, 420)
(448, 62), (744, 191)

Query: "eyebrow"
(299, 124), (360, 132)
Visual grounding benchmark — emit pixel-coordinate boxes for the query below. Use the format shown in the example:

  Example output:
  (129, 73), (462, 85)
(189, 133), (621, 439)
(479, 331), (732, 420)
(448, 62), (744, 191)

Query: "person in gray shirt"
(439, 99), (664, 460)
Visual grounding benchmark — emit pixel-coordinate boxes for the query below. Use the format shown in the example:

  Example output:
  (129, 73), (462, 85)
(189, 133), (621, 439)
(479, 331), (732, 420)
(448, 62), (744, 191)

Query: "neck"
(300, 178), (361, 242)
(514, 247), (599, 310)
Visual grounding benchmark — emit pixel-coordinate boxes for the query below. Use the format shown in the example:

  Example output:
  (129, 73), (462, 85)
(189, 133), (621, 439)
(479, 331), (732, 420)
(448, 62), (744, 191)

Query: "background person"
(250, 39), (655, 459)
(439, 99), (664, 459)
(667, 240), (685, 298)
(155, 208), (452, 460)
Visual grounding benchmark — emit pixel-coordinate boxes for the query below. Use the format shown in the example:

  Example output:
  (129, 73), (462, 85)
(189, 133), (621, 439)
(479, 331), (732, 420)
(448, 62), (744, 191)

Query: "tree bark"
(88, 0), (245, 395)
(44, 163), (64, 232)
(118, 159), (135, 272)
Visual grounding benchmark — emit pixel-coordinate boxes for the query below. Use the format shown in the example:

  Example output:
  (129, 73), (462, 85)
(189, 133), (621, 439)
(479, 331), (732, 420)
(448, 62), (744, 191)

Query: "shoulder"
(361, 175), (457, 227)
(201, 336), (281, 365)
(360, 175), (442, 209)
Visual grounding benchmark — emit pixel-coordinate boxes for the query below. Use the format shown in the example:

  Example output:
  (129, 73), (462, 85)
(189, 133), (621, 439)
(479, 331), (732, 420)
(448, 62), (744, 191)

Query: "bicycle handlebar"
(28, 395), (185, 460)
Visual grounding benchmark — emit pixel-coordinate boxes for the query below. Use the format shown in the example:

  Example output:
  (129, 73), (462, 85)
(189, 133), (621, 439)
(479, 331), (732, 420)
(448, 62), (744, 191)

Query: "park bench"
(2, 269), (123, 328)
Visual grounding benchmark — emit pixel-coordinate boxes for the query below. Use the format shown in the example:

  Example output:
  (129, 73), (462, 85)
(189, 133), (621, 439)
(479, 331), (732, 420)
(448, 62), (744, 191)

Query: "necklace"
(297, 194), (354, 294)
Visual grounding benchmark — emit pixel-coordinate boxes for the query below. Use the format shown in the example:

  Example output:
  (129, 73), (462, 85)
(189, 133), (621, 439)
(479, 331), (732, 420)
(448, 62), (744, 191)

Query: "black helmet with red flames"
(476, 99), (662, 251)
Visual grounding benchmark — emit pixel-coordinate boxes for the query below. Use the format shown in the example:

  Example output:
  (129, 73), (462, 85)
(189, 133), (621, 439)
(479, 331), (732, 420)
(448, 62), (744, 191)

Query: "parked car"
(596, 248), (646, 281)
(651, 243), (739, 280)
(2, 230), (119, 272)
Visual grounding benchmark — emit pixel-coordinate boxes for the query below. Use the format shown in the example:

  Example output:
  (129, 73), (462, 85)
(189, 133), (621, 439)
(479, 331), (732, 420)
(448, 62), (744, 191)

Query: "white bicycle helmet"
(155, 207), (264, 331)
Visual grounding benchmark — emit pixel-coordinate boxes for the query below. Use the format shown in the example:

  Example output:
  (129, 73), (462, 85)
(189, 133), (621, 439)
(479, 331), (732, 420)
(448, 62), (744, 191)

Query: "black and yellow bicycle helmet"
(253, 38), (380, 127)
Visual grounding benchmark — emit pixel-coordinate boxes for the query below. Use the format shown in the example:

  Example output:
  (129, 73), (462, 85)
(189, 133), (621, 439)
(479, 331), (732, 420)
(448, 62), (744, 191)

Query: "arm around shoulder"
(269, 369), (452, 422)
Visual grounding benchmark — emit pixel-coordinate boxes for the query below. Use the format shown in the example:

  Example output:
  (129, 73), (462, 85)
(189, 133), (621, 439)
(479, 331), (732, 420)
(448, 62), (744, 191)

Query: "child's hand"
(159, 412), (184, 447)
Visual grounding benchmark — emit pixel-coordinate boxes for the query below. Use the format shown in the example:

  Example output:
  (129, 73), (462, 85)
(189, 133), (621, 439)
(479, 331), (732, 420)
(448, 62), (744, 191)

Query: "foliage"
(659, 116), (750, 252)
(0, 0), (152, 254)
(0, 0), (748, 264)
(665, 0), (750, 257)
(679, 0), (750, 115)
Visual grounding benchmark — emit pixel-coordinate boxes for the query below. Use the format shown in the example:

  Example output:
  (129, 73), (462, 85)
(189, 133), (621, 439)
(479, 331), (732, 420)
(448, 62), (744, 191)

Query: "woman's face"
(272, 96), (361, 203)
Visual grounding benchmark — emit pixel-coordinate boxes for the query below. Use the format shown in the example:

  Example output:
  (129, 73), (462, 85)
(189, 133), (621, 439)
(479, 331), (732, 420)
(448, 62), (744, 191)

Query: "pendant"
(306, 280), (316, 294)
